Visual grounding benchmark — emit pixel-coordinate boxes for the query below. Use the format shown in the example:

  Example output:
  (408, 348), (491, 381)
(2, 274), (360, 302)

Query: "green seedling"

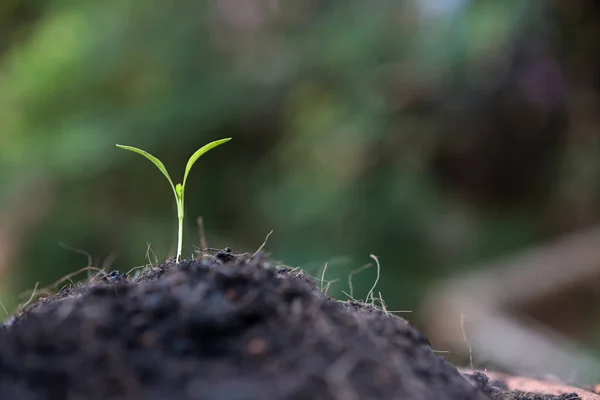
(116, 138), (231, 262)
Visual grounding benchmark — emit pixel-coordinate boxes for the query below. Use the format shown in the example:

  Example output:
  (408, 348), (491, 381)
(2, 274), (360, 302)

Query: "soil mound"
(0, 251), (579, 399)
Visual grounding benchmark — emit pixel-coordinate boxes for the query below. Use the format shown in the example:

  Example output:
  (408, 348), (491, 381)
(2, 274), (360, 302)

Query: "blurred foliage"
(1, 0), (600, 331)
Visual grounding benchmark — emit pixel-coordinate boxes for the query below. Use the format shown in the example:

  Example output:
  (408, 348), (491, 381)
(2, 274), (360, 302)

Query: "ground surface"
(0, 250), (581, 399)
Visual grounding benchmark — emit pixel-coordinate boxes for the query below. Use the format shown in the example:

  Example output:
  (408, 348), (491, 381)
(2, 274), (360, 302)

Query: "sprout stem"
(177, 215), (183, 262)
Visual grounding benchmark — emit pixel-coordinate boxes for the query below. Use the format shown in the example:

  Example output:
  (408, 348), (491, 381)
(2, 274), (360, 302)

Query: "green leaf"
(116, 144), (177, 197)
(182, 138), (231, 188)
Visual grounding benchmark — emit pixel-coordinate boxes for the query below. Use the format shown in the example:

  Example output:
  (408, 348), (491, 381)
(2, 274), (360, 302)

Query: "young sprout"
(116, 138), (231, 262)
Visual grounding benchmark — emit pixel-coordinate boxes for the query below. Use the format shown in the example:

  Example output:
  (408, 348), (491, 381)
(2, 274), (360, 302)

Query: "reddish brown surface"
(468, 370), (599, 400)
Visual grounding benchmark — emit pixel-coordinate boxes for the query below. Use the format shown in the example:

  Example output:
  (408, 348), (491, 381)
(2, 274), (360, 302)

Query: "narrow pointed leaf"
(116, 144), (177, 197)
(182, 138), (231, 187)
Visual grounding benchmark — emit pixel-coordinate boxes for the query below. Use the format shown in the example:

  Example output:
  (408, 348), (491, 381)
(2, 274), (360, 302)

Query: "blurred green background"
(1, 0), (599, 338)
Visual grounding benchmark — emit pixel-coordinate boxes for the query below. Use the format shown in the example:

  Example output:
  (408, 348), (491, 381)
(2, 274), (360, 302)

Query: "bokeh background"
(2, 0), (600, 382)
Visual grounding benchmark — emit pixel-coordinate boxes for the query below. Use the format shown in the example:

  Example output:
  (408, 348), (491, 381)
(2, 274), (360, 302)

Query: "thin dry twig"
(341, 291), (358, 302)
(59, 242), (96, 279)
(59, 242), (93, 267)
(252, 230), (273, 258)
(19, 266), (103, 299)
(61, 279), (76, 291)
(149, 244), (158, 265)
(18, 282), (39, 312)
(323, 278), (339, 296)
(372, 292), (411, 314)
(0, 300), (9, 319)
(126, 264), (151, 276)
(197, 216), (208, 253)
(320, 262), (329, 291)
(145, 243), (155, 268)
(383, 310), (413, 314)
(283, 265), (301, 273)
(461, 314), (474, 370)
(377, 291), (387, 312)
(367, 254), (381, 305)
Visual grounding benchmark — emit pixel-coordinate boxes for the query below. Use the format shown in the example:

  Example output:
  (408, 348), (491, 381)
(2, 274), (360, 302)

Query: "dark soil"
(0, 250), (580, 400)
